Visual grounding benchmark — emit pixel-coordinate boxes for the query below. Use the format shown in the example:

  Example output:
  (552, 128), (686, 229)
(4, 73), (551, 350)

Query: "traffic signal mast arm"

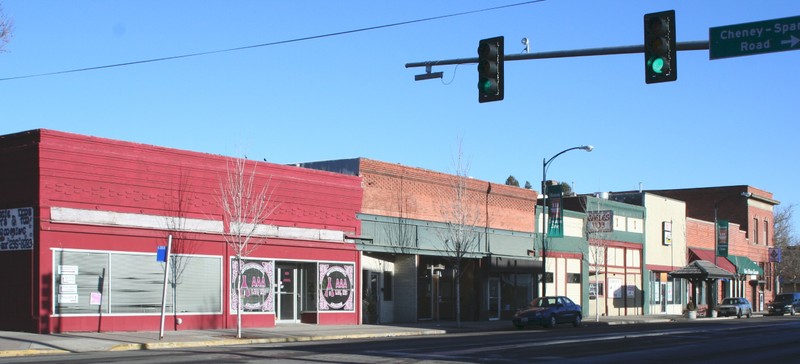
(405, 40), (708, 71)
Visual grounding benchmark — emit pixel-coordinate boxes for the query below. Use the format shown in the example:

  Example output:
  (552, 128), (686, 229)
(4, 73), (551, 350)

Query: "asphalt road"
(4, 316), (799, 363)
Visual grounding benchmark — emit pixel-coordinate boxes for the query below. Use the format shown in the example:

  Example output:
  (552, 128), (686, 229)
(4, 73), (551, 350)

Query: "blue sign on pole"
(156, 246), (167, 262)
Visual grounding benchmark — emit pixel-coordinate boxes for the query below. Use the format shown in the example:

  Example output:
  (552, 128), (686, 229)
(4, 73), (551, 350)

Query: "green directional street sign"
(710, 15), (800, 60)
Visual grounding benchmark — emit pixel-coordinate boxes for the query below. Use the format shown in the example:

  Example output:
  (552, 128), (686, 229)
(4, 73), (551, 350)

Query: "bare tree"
(218, 157), (278, 338)
(436, 141), (481, 328)
(582, 197), (611, 322)
(0, 3), (13, 52)
(774, 204), (800, 292)
(161, 169), (199, 330)
(383, 168), (416, 254)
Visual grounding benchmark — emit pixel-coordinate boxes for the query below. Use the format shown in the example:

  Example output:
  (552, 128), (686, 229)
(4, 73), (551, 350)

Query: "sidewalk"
(0, 313), (759, 358)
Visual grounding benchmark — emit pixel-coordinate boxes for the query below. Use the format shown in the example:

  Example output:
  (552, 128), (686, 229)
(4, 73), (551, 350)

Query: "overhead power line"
(0, 1), (545, 82)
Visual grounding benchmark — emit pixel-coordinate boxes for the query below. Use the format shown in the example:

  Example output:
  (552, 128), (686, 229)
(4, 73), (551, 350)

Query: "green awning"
(726, 255), (764, 276)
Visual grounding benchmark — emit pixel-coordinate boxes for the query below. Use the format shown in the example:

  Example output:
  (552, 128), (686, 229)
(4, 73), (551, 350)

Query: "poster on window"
(0, 207), (34, 251)
(231, 259), (274, 312)
(318, 263), (355, 311)
(609, 278), (623, 299)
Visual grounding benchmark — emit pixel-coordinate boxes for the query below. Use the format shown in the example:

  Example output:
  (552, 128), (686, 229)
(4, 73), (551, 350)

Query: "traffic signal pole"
(405, 40), (708, 72)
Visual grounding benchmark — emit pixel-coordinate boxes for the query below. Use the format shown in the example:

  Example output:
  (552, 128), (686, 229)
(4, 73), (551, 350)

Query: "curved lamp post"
(541, 145), (593, 298)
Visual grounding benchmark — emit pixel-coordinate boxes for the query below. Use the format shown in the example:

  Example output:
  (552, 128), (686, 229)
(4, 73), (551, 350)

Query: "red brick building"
(0, 129), (363, 333)
(650, 186), (778, 310)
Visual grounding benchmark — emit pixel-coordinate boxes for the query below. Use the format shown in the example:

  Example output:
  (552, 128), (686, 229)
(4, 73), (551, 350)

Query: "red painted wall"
(0, 129), (363, 333)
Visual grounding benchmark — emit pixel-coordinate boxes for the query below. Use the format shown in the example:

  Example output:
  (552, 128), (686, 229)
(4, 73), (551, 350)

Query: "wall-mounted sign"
(0, 207), (34, 251)
(319, 263), (355, 311)
(662, 221), (673, 246)
(587, 210), (613, 233)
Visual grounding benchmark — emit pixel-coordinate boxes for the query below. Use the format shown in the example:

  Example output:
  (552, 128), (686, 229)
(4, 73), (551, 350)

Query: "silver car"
(717, 297), (752, 318)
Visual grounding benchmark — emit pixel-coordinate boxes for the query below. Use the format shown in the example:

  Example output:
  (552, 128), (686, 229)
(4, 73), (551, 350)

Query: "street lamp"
(540, 145), (593, 298)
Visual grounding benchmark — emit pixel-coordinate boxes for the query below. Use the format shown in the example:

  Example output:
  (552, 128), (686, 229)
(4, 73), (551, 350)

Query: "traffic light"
(477, 36), (504, 103)
(644, 10), (676, 84)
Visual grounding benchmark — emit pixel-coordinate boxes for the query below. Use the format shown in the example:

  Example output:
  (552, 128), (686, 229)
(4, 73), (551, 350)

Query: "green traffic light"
(648, 57), (665, 74)
(478, 78), (497, 95)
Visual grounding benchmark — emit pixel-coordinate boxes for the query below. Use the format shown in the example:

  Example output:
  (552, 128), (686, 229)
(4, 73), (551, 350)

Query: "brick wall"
(359, 158), (538, 232)
(686, 216), (770, 271)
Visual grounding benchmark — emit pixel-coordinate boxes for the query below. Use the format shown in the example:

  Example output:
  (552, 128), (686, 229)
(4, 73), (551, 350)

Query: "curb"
(0, 349), (69, 358)
(109, 329), (446, 352)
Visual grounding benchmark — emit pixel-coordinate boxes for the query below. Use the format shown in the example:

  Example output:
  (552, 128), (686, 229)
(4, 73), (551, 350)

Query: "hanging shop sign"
(716, 220), (729, 257)
(547, 185), (564, 238)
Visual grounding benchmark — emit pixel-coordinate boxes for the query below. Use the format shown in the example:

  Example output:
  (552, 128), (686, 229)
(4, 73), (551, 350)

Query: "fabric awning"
(726, 255), (764, 276)
(688, 248), (736, 273)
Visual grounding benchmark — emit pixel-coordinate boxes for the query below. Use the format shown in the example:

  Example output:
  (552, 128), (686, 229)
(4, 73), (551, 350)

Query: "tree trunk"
(455, 268), (461, 328)
(236, 255), (242, 339)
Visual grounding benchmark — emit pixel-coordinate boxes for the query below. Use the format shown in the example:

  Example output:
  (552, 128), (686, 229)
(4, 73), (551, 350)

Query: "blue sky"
(1, 1), (799, 233)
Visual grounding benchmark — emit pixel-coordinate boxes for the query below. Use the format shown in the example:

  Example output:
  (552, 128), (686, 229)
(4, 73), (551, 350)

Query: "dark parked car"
(768, 292), (800, 316)
(512, 296), (582, 329)
(717, 297), (752, 318)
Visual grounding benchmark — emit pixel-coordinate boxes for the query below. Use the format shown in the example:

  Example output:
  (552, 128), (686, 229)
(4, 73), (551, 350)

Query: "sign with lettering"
(662, 221), (672, 246)
(710, 15), (800, 59)
(318, 263), (355, 311)
(587, 210), (613, 233)
(230, 259), (274, 312)
(716, 220), (729, 257)
(0, 207), (34, 251)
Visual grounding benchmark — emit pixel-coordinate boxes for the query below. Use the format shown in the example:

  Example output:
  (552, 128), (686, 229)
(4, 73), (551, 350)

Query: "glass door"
(488, 278), (501, 320)
(276, 265), (299, 322)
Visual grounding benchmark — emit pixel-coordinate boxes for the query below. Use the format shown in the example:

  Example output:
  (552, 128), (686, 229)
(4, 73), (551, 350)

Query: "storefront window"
(500, 273), (531, 311)
(230, 258), (274, 313)
(54, 249), (221, 315)
(318, 263), (355, 311)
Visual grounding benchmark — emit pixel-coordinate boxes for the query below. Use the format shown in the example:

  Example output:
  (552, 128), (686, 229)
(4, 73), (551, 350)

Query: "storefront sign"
(231, 259), (274, 312)
(0, 207), (34, 251)
(587, 210), (613, 233)
(318, 263), (354, 311)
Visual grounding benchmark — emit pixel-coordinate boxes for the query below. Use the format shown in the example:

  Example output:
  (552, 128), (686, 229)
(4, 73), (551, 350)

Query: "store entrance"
(276, 264), (299, 322)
